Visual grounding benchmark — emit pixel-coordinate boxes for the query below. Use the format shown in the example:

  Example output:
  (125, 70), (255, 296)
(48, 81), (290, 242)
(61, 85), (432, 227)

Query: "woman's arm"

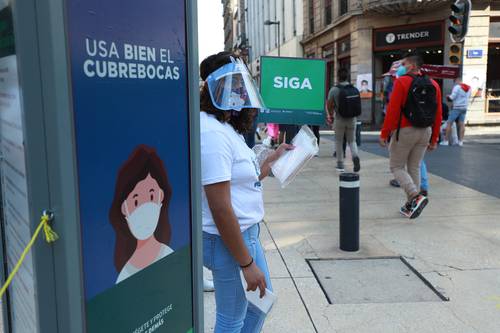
(204, 181), (267, 297)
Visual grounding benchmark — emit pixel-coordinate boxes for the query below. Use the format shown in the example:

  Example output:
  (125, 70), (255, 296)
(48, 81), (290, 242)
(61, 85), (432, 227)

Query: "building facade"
(245, 0), (305, 78)
(302, 0), (500, 126)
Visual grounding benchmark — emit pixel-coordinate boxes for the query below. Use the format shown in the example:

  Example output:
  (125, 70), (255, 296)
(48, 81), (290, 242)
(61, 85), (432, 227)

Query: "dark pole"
(339, 173), (360, 252)
(277, 22), (280, 57)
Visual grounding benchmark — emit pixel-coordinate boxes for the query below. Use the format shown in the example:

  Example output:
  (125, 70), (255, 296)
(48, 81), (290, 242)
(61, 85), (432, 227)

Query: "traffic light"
(449, 43), (462, 65)
(448, 0), (471, 42)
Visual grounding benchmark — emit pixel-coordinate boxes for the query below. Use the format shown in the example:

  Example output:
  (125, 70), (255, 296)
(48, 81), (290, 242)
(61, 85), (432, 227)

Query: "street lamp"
(264, 20), (280, 57)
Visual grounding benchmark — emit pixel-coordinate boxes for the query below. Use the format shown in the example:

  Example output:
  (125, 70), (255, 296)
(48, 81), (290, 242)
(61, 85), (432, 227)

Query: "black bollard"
(339, 173), (360, 252)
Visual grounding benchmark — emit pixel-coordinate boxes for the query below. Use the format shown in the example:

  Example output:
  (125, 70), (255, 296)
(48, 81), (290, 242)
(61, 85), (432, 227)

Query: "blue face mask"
(396, 65), (407, 78)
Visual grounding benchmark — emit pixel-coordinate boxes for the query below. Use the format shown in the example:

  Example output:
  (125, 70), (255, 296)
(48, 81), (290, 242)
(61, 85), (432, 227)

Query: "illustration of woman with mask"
(110, 145), (173, 284)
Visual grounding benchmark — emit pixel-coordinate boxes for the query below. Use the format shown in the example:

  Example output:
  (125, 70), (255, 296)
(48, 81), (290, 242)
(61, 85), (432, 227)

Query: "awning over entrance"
(362, 0), (449, 15)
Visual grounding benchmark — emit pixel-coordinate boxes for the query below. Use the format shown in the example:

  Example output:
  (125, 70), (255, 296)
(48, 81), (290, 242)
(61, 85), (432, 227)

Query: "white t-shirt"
(116, 244), (173, 284)
(200, 111), (264, 235)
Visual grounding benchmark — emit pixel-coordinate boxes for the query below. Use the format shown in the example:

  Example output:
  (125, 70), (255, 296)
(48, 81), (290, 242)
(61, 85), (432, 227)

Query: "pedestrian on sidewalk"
(380, 52), (442, 219)
(279, 123), (299, 144)
(200, 52), (292, 333)
(441, 78), (471, 146)
(389, 160), (429, 197)
(326, 68), (362, 173)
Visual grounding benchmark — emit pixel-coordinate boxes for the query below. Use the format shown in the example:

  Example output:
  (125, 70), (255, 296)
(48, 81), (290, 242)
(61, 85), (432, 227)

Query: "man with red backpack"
(380, 52), (442, 219)
(327, 68), (362, 173)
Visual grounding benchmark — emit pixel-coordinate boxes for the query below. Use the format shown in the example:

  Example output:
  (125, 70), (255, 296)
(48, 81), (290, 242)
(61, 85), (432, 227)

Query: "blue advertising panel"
(65, 1), (194, 331)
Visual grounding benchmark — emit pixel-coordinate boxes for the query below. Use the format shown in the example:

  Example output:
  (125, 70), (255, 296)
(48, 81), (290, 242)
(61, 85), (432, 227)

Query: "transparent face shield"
(206, 58), (266, 111)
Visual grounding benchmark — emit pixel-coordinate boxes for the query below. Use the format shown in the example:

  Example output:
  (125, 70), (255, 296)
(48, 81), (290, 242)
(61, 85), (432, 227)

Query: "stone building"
(302, 0), (500, 126)
(221, 0), (250, 61)
(244, 0), (305, 78)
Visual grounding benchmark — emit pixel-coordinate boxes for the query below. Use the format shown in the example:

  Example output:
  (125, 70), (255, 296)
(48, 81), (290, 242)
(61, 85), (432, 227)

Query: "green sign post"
(259, 56), (326, 125)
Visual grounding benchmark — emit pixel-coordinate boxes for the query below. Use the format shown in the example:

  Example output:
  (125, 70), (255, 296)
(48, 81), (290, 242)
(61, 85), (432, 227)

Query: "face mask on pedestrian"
(124, 197), (162, 240)
(396, 65), (407, 78)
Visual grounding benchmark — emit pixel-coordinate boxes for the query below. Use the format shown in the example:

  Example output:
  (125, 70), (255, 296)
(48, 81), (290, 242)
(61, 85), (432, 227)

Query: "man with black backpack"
(327, 68), (362, 172)
(380, 52), (442, 219)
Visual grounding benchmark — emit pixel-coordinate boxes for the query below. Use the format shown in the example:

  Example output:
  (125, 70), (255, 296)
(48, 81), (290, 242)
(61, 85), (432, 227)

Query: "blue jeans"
(203, 224), (272, 333)
(448, 109), (467, 123)
(420, 160), (428, 191)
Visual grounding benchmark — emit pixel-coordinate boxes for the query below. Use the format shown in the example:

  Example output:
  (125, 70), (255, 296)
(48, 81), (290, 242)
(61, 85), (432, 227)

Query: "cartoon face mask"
(124, 197), (162, 240)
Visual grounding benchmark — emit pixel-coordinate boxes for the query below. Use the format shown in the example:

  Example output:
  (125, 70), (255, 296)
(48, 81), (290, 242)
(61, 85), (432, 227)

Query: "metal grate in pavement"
(308, 257), (448, 304)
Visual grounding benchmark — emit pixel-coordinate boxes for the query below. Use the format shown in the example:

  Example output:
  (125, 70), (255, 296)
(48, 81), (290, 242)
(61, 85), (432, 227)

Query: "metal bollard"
(339, 173), (360, 252)
(356, 121), (362, 146)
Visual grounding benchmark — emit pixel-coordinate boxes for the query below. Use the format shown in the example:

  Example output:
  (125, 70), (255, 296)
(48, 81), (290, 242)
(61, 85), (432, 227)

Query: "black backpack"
(397, 74), (437, 140)
(336, 84), (362, 118)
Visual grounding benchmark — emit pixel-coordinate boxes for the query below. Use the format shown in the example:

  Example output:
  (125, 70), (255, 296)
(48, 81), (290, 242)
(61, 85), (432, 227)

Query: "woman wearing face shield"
(200, 52), (292, 333)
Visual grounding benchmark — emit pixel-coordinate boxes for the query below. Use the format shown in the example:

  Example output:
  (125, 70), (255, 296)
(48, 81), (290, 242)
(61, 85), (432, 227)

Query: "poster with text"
(66, 1), (193, 332)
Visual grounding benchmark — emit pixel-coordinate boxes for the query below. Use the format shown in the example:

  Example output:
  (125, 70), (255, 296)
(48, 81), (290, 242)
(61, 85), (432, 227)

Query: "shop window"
(340, 0), (348, 16)
(490, 19), (500, 39)
(486, 44), (500, 113)
(325, 0), (332, 26)
(309, 0), (315, 34)
(337, 37), (350, 58)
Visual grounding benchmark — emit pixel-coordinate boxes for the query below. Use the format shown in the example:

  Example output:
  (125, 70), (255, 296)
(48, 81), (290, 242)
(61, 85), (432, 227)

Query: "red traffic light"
(449, 15), (461, 25)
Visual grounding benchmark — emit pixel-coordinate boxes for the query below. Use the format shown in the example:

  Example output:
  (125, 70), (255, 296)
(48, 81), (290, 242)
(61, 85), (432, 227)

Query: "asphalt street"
(344, 133), (500, 199)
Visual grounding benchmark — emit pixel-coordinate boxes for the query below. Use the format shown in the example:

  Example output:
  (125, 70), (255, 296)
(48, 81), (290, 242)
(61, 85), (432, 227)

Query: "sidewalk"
(204, 137), (500, 333)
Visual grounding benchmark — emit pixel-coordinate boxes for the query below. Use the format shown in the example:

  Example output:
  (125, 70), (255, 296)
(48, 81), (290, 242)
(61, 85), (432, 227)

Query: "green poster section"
(87, 246), (193, 333)
(257, 108), (325, 126)
(259, 56), (326, 125)
(260, 56), (326, 111)
(0, 7), (15, 58)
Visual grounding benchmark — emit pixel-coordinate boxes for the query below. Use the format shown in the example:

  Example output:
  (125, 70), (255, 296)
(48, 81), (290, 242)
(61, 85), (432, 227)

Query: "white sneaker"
(440, 140), (449, 146)
(458, 141), (464, 146)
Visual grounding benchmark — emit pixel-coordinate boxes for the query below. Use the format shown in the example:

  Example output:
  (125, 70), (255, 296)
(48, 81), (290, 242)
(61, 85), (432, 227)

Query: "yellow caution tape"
(0, 212), (58, 298)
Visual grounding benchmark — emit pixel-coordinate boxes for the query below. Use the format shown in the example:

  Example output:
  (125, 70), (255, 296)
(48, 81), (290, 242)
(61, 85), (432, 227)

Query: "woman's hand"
(259, 144), (294, 180)
(242, 261), (267, 298)
(269, 143), (294, 164)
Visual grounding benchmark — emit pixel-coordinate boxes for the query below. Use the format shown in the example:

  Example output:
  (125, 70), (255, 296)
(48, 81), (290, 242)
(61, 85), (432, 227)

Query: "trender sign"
(259, 56), (326, 125)
(374, 21), (444, 51)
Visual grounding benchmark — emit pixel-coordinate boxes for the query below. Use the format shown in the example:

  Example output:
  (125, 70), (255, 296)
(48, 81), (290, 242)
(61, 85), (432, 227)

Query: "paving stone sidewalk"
(204, 137), (500, 333)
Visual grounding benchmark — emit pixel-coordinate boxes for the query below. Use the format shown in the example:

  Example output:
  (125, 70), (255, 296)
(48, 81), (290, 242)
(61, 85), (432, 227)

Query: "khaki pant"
(389, 127), (432, 200)
(334, 115), (358, 163)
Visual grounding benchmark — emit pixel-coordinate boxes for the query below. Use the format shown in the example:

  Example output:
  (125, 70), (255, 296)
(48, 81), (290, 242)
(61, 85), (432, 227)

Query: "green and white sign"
(259, 56), (326, 125)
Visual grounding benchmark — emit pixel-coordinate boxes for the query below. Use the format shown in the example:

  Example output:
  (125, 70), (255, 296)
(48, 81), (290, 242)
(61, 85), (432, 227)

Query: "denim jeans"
(420, 160), (429, 191)
(203, 223), (272, 333)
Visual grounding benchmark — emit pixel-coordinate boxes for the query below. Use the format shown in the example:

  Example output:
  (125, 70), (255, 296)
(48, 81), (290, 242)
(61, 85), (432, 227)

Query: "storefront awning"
(384, 61), (459, 79)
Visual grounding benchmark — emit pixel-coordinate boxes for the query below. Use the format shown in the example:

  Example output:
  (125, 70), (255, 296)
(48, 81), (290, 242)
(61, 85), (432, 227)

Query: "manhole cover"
(308, 257), (447, 304)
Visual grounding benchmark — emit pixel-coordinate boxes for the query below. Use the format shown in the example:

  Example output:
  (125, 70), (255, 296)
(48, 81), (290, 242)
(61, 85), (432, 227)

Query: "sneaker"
(408, 194), (429, 219)
(420, 189), (428, 197)
(400, 202), (412, 218)
(353, 156), (361, 172)
(336, 162), (345, 172)
(390, 179), (400, 188)
(440, 140), (449, 146)
(458, 141), (464, 146)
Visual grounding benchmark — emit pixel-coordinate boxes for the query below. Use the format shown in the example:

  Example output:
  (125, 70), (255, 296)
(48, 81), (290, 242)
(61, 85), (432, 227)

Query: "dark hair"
(200, 52), (256, 134)
(109, 145), (172, 273)
(338, 68), (349, 82)
(361, 80), (368, 84)
(402, 51), (424, 68)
